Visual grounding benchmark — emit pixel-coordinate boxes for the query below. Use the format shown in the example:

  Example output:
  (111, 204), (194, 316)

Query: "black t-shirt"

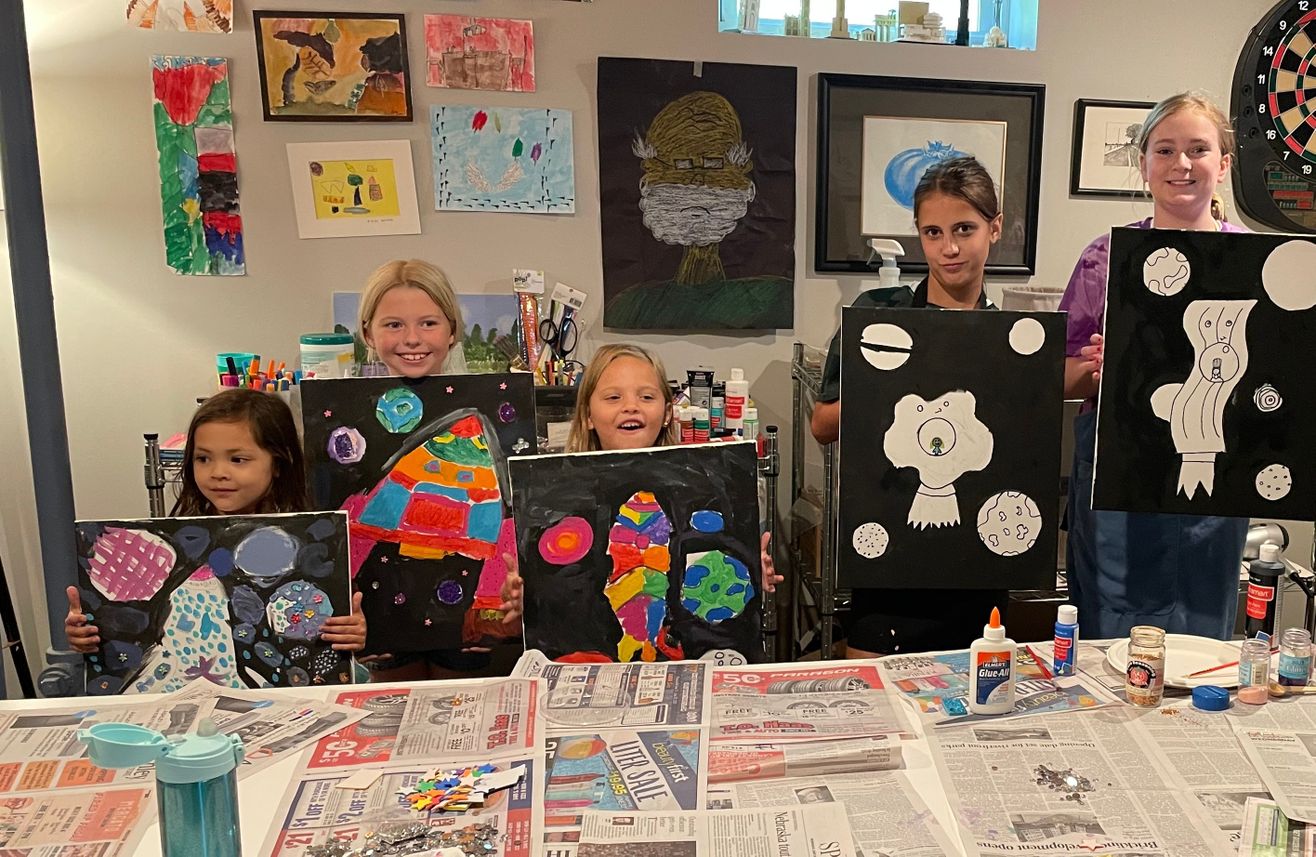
(818, 278), (1004, 655)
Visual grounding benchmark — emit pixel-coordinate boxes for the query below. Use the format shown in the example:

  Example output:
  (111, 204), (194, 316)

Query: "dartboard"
(1233, 0), (1316, 232)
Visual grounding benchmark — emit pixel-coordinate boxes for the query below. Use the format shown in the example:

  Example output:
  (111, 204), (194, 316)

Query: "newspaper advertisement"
(1130, 702), (1265, 791)
(262, 757), (539, 857)
(542, 730), (705, 857)
(513, 652), (709, 730)
(707, 770), (957, 857)
(1239, 796), (1316, 857)
(1235, 729), (1316, 824)
(0, 785), (155, 856)
(0, 695), (214, 790)
(928, 709), (1235, 857)
(707, 736), (902, 784)
(575, 804), (857, 857)
(302, 686), (417, 770)
(878, 648), (1119, 727)
(392, 679), (538, 762)
(1026, 640), (1127, 700)
(170, 681), (368, 775)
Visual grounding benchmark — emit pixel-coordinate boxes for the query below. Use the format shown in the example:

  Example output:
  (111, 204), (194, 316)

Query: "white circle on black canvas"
(1008, 318), (1046, 356)
(859, 324), (913, 371)
(1143, 247), (1191, 296)
(1262, 240), (1316, 311)
(976, 491), (1042, 556)
(1256, 464), (1292, 501)
(852, 522), (889, 559)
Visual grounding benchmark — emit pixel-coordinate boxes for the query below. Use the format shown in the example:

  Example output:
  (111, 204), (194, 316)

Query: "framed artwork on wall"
(1069, 98), (1155, 198)
(253, 11), (413, 122)
(816, 73), (1045, 275)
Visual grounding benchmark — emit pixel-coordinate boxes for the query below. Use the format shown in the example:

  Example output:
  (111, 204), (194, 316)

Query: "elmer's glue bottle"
(969, 607), (1016, 715)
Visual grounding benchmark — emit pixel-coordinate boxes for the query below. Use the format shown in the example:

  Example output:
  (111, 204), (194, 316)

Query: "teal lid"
(300, 333), (354, 345)
(79, 720), (243, 785)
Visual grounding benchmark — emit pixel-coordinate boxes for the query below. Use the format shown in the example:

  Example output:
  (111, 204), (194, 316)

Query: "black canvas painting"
(1094, 227), (1316, 518)
(837, 307), (1064, 590)
(75, 511), (352, 694)
(509, 441), (763, 662)
(301, 374), (536, 653)
(598, 57), (796, 330)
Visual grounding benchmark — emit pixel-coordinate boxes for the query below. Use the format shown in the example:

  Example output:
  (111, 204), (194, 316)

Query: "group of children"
(813, 91), (1249, 656)
(64, 259), (781, 681)
(65, 90), (1244, 679)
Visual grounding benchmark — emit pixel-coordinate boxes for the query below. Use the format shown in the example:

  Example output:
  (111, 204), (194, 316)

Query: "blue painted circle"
(690, 510), (725, 534)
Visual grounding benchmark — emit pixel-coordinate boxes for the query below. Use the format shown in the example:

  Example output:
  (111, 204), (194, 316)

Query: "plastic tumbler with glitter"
(80, 719), (244, 857)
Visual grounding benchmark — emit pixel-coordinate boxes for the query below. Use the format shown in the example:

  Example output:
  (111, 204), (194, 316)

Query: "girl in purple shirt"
(1061, 93), (1247, 640)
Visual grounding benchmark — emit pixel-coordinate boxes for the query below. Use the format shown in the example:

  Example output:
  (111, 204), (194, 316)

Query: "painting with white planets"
(1094, 227), (1316, 518)
(837, 306), (1064, 590)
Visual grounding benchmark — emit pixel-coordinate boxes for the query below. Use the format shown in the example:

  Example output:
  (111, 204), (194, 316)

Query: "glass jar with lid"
(1125, 625), (1166, 707)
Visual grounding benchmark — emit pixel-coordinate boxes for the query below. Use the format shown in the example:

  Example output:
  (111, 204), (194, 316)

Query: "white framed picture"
(861, 115), (1007, 236)
(286, 140), (421, 239)
(1070, 99), (1155, 197)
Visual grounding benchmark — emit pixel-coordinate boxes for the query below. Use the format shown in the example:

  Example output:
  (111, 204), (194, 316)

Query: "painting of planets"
(74, 512), (352, 694)
(302, 373), (536, 653)
(837, 306), (1063, 590)
(1094, 228), (1316, 518)
(509, 441), (762, 663)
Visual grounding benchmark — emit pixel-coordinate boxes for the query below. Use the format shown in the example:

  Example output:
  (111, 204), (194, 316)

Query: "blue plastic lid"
(300, 332), (353, 346)
(1191, 685), (1232, 712)
(79, 721), (243, 784)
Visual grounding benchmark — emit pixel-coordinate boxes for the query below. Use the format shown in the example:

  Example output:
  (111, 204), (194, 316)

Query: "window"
(724, 0), (1035, 50)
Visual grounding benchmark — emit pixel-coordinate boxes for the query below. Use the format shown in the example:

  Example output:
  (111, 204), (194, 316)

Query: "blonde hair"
(567, 344), (678, 452)
(359, 259), (463, 362)
(1137, 93), (1236, 222)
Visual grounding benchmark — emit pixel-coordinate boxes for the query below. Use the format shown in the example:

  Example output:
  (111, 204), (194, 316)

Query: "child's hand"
(760, 532), (784, 594)
(64, 586), (100, 653)
(499, 552), (524, 627)
(1079, 334), (1104, 383)
(320, 591), (367, 652)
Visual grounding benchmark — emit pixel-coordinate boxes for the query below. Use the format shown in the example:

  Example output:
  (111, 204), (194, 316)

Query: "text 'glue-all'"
(1053, 604), (1079, 677)
(969, 607), (1016, 716)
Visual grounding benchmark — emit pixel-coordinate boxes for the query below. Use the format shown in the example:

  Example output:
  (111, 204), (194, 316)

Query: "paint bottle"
(725, 368), (749, 433)
(968, 607), (1016, 715)
(693, 407), (711, 443)
(678, 407), (695, 444)
(711, 382), (726, 435)
(742, 406), (759, 441)
(1237, 638), (1271, 705)
(687, 367), (715, 410)
(1245, 543), (1285, 640)
(80, 720), (243, 857)
(1053, 604), (1079, 678)
(1277, 628), (1313, 688)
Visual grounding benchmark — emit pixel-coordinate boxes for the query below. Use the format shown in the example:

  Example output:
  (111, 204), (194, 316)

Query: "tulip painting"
(151, 56), (244, 276)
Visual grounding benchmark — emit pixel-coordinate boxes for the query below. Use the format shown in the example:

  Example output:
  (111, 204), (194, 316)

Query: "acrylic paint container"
(687, 367), (714, 410)
(1277, 627), (1313, 687)
(1244, 543), (1285, 639)
(711, 382), (726, 434)
(693, 407), (710, 442)
(725, 368), (749, 433)
(1237, 638), (1271, 705)
(1053, 604), (1078, 677)
(299, 333), (356, 378)
(678, 407), (695, 444)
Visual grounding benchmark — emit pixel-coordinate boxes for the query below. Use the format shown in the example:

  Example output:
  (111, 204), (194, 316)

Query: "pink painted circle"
(538, 517), (594, 566)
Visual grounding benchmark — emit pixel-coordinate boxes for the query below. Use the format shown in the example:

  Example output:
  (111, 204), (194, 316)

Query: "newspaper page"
(542, 730), (706, 857)
(391, 679), (538, 761)
(262, 757), (539, 857)
(710, 661), (903, 743)
(1239, 796), (1316, 857)
(171, 680), (368, 775)
(513, 652), (710, 730)
(1230, 698), (1316, 732)
(927, 709), (1236, 857)
(1235, 730), (1316, 824)
(0, 695), (215, 790)
(707, 770), (957, 857)
(878, 648), (1119, 727)
(1026, 640), (1127, 700)
(1130, 702), (1265, 791)
(576, 804), (857, 857)
(0, 785), (155, 856)
(707, 736), (901, 784)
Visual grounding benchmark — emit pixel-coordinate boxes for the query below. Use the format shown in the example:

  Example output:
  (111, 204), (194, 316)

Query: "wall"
(0, 0), (1302, 689)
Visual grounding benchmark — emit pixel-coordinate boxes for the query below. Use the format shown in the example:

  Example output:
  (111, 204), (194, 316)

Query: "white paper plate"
(1105, 634), (1243, 689)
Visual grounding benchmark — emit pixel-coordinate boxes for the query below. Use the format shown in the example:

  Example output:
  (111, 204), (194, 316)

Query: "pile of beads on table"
(305, 820), (502, 856)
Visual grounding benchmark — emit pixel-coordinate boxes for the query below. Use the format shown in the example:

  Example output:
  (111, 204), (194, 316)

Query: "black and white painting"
(1094, 227), (1316, 518)
(837, 307), (1064, 590)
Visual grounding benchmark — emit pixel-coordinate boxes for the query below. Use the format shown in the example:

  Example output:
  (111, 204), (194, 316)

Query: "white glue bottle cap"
(982, 607), (1005, 640)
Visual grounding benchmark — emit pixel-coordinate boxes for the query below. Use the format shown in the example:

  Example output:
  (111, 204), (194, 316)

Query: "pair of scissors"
(539, 310), (578, 360)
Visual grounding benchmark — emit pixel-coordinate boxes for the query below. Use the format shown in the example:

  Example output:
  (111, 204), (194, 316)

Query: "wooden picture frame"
(816, 73), (1045, 275)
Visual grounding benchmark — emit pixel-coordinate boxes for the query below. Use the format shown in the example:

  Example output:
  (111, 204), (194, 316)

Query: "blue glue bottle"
(80, 719), (244, 857)
(1053, 604), (1079, 677)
